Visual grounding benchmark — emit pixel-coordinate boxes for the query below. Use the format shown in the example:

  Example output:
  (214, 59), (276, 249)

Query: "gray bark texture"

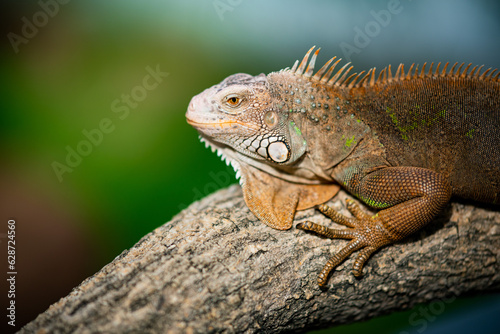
(19, 185), (500, 334)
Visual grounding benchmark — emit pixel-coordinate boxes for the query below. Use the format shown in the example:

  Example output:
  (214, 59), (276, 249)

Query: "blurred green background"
(1, 0), (499, 332)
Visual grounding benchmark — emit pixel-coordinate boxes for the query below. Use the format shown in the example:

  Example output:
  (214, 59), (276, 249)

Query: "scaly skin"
(186, 46), (500, 287)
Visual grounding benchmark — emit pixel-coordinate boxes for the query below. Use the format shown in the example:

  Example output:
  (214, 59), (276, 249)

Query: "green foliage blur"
(1, 0), (499, 332)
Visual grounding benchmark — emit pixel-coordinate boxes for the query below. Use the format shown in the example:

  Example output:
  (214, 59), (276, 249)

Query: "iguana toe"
(297, 201), (394, 286)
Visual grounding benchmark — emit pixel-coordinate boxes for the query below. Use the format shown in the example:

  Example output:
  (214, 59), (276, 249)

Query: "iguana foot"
(297, 199), (393, 287)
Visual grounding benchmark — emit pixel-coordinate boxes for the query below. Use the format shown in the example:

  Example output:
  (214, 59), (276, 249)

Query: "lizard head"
(185, 47), (363, 230)
(186, 73), (307, 166)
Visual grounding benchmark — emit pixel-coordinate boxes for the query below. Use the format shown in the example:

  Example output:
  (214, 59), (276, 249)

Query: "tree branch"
(20, 185), (500, 333)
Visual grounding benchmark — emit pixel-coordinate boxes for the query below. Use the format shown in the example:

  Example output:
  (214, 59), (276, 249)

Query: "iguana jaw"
(186, 118), (259, 132)
(197, 134), (327, 186)
(197, 135), (244, 182)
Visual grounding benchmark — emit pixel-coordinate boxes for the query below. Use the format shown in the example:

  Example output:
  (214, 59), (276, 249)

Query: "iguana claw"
(297, 199), (392, 287)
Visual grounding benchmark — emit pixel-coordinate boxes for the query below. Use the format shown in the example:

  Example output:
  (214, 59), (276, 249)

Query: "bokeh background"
(1, 0), (499, 333)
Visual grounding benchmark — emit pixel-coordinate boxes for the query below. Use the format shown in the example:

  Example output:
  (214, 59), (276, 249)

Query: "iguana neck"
(199, 135), (332, 185)
(266, 71), (379, 180)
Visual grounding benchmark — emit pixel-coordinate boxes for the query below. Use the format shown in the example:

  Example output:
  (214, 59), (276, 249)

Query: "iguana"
(186, 46), (500, 287)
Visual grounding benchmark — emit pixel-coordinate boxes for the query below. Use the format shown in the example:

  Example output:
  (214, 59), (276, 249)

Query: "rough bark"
(19, 185), (500, 334)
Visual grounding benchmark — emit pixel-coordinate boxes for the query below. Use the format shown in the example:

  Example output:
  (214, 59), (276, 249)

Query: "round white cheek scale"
(267, 141), (288, 163)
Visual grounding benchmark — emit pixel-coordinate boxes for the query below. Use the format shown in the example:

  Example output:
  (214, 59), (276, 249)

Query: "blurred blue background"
(0, 0), (499, 332)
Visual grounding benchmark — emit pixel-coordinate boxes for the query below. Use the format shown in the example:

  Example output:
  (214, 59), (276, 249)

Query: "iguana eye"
(264, 111), (278, 128)
(225, 94), (242, 107)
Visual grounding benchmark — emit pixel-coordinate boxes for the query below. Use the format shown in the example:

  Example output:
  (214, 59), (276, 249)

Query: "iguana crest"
(290, 46), (500, 89)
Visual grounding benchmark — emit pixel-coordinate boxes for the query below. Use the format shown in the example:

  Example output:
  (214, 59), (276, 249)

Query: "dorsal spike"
(468, 65), (479, 77)
(461, 63), (472, 77)
(395, 64), (403, 79)
(290, 60), (299, 73)
(328, 62), (351, 86)
(347, 70), (365, 88)
(387, 64), (393, 81)
(434, 62), (441, 77)
(434, 63), (441, 76)
(479, 68), (492, 80)
(487, 69), (497, 80)
(334, 65), (354, 86)
(296, 46), (315, 75)
(420, 63), (427, 78)
(414, 64), (419, 78)
(441, 62), (449, 76)
(369, 67), (376, 86)
(406, 63), (415, 80)
(474, 65), (484, 78)
(320, 58), (342, 84)
(377, 67), (386, 83)
(428, 63), (434, 76)
(357, 68), (373, 87)
(456, 63), (465, 76)
(449, 62), (458, 75)
(493, 70), (500, 81)
(313, 56), (336, 81)
(304, 48), (320, 77)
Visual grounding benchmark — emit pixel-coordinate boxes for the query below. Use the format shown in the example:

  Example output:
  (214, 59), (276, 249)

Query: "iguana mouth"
(186, 118), (259, 131)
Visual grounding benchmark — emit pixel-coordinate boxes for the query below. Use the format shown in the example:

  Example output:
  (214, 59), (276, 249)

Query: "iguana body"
(186, 47), (500, 286)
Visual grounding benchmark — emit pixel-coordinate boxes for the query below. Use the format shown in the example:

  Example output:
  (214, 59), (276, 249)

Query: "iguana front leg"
(297, 167), (452, 287)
